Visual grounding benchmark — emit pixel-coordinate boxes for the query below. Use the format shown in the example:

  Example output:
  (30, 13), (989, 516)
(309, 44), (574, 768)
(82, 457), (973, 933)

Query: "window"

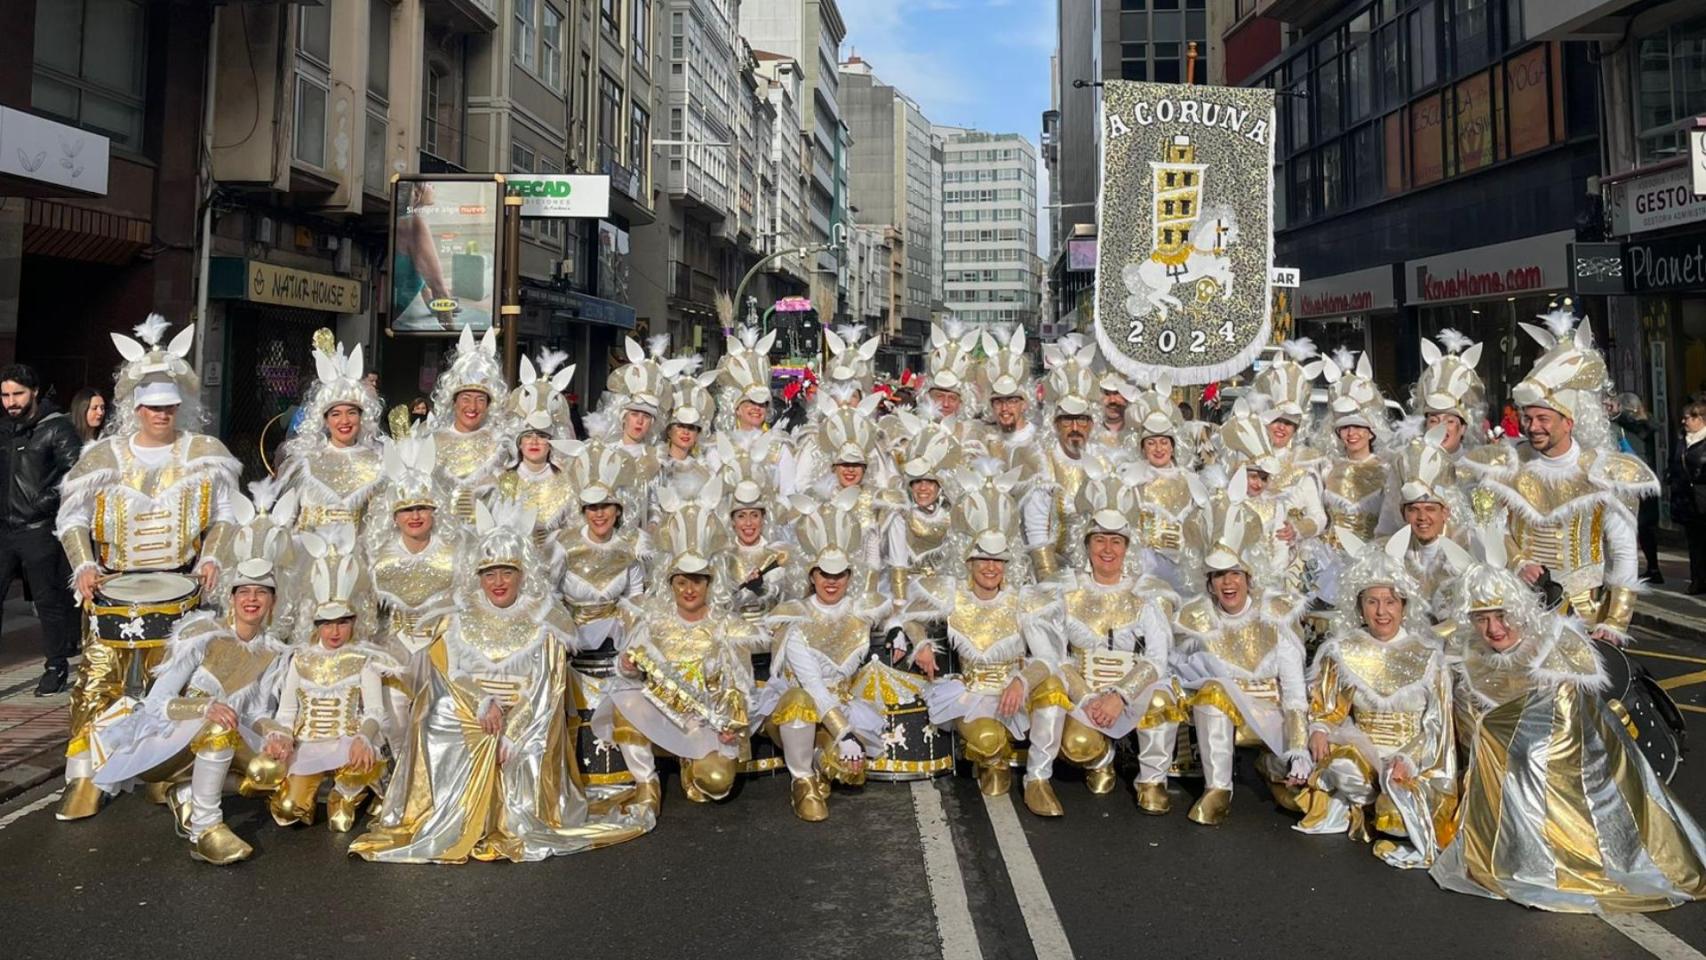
(1350, 122), (1381, 204)
(578, 54), (592, 161)
(515, 0), (537, 70)
(1635, 17), (1706, 163)
(630, 102), (650, 181)
(537, 158), (565, 243)
(423, 66), (444, 157)
(33, 0), (148, 151)
(365, 1), (393, 192)
(633, 0), (649, 68)
(598, 72), (622, 152)
(1409, 2), (1439, 90)
(602, 0), (619, 33)
(541, 5), (564, 89)
(1316, 56), (1341, 136)
(293, 5), (333, 168)
(1453, 0), (1490, 74)
(1376, 22), (1404, 107)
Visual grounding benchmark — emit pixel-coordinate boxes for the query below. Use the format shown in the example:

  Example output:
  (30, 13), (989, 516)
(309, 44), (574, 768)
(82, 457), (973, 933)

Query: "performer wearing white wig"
(56, 314), (241, 821)
(1429, 528), (1706, 912)
(277, 330), (386, 534)
(427, 326), (512, 523)
(1296, 528), (1457, 870)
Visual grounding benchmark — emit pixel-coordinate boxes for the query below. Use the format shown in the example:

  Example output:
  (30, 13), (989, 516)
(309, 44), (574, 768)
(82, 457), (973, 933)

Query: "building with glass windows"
(1222, 0), (1599, 412)
(937, 127), (1042, 327)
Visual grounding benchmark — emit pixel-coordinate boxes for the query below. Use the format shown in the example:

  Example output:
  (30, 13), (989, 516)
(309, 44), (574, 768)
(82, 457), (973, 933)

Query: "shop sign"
(1608, 163), (1706, 236)
(246, 260), (361, 312)
(1693, 125), (1706, 198)
(1568, 242), (1626, 295)
(1624, 230), (1706, 293)
(0, 106), (109, 195)
(507, 174), (610, 218)
(1293, 264), (1397, 318)
(1404, 230), (1571, 305)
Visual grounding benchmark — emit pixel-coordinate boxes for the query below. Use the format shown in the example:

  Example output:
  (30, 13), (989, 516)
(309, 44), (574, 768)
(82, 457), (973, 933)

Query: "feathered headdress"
(107, 313), (201, 433)
(505, 349), (577, 441)
(979, 325), (1032, 401)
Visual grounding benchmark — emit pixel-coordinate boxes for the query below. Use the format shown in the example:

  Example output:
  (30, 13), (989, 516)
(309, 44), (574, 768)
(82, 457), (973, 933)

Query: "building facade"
(937, 127), (1042, 327)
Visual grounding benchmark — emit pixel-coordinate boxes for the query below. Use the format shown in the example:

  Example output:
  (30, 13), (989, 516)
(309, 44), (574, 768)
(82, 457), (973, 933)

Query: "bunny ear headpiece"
(607, 335), (672, 417)
(1198, 474), (1265, 575)
(383, 433), (443, 513)
(666, 374), (716, 429)
(227, 487), (291, 591)
(566, 441), (640, 511)
(1323, 349), (1391, 437)
(654, 479), (729, 579)
(432, 324), (510, 419)
(821, 397), (881, 465)
(793, 492), (861, 577)
(980, 325), (1032, 401)
(1326, 526), (1430, 634)
(299, 524), (363, 622)
(504, 349), (577, 440)
(1438, 523), (1544, 629)
(822, 326), (881, 393)
(1251, 339), (1319, 425)
(718, 432), (780, 510)
(1414, 329), (1487, 426)
(109, 313), (202, 427)
(718, 327), (777, 407)
(472, 497), (538, 573)
(1042, 344), (1098, 419)
(293, 330), (381, 454)
(896, 415), (967, 484)
(1396, 425), (1456, 505)
(1076, 460), (1143, 537)
(1127, 370), (1183, 439)
(1215, 408), (1280, 476)
(926, 321), (978, 395)
(950, 465), (1023, 563)
(1511, 310), (1609, 420)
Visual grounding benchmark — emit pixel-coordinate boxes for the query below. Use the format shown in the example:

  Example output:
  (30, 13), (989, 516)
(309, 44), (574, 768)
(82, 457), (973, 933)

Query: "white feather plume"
(536, 348), (570, 376)
(133, 313), (170, 347)
(646, 333), (671, 358)
(1436, 328), (1472, 354)
(1539, 309), (1576, 339)
(1280, 337), (1318, 361)
(1331, 346), (1356, 373)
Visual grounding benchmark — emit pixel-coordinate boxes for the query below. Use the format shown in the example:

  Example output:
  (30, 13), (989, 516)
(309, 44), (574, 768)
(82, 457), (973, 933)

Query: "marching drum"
(90, 572), (200, 649)
(1595, 639), (1687, 783)
(740, 651), (784, 777)
(568, 641), (633, 788)
(866, 625), (955, 781)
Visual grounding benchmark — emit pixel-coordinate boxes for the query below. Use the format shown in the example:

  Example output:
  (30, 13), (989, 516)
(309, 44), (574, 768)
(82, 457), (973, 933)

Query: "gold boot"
(55, 778), (103, 821)
(791, 777), (828, 822)
(165, 783), (195, 838)
(1135, 782), (1172, 815)
(626, 778), (662, 818)
(686, 754), (736, 802)
(143, 781), (173, 805)
(238, 752), (287, 798)
(1023, 778), (1064, 817)
(190, 823), (252, 865)
(269, 774), (323, 827)
(680, 761), (709, 803)
(1187, 787), (1232, 825)
(325, 791), (361, 833)
(976, 762), (1012, 797)
(1085, 766), (1118, 796)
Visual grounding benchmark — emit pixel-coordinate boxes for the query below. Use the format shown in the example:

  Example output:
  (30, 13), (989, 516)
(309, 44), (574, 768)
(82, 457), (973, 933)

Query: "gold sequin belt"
(1235, 677), (1279, 701)
(1357, 709), (1421, 750)
(571, 602), (619, 624)
(1143, 518), (1182, 551)
(298, 506), (359, 529)
(963, 660), (1021, 693)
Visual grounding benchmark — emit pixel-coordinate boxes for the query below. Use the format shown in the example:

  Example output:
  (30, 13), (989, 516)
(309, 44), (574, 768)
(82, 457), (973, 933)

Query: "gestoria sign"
(1293, 264), (1397, 318)
(1405, 230), (1571, 305)
(1608, 163), (1706, 237)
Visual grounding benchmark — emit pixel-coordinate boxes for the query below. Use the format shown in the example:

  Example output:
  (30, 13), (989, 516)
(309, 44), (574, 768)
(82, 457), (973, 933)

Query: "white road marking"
(1601, 913), (1706, 960)
(0, 789), (62, 831)
(981, 792), (1076, 960)
(910, 781), (983, 960)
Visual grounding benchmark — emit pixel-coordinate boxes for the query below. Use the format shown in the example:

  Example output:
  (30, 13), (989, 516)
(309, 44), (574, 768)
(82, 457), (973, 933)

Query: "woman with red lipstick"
(425, 326), (512, 523)
(277, 331), (385, 535)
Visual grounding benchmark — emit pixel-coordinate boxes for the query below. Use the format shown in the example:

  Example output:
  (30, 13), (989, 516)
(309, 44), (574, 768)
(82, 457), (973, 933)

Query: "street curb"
(1633, 608), (1706, 645)
(0, 745), (63, 806)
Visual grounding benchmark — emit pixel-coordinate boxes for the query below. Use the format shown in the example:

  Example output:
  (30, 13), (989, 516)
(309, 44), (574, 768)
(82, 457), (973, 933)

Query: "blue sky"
(839, 0), (1056, 244)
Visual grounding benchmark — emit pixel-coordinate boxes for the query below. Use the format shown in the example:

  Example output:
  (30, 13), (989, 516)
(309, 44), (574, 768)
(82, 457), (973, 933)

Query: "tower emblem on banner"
(1092, 80), (1277, 385)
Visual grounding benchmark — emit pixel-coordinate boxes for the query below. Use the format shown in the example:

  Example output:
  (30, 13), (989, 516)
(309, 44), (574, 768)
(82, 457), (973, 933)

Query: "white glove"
(1288, 754), (1313, 781)
(837, 738), (863, 763)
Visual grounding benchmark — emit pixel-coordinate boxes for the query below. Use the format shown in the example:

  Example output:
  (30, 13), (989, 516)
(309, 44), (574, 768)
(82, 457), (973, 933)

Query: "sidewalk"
(0, 597), (69, 804)
(1631, 549), (1706, 643)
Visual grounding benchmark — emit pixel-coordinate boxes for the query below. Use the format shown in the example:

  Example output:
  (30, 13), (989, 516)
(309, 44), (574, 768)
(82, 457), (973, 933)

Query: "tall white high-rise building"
(936, 127), (1041, 326)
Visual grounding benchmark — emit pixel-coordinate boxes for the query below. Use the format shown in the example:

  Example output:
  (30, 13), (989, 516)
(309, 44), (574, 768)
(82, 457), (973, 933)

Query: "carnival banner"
(1092, 80), (1276, 385)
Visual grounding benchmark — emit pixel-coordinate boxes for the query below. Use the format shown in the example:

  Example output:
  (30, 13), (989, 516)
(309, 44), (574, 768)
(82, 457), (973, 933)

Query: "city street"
(1, 621), (1701, 960)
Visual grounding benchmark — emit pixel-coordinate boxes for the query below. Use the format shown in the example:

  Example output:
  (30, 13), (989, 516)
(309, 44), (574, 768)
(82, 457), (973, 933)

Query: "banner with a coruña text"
(1092, 80), (1276, 385)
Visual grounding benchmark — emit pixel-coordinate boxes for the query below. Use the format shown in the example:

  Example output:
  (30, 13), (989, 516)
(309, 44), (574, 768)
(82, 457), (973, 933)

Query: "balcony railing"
(670, 260), (720, 306)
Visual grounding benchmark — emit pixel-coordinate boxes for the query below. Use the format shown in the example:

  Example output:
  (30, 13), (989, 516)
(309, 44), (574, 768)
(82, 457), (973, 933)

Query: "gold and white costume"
(1296, 531), (1456, 869)
(428, 327), (512, 523)
(56, 315), (241, 820)
(351, 500), (653, 863)
(1127, 373), (1201, 592)
(1429, 530), (1706, 911)
(277, 333), (385, 533)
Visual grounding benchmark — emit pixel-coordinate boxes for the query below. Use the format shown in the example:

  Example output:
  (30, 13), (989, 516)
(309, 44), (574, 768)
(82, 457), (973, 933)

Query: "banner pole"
(1185, 41), (1198, 87)
(501, 195), (523, 384)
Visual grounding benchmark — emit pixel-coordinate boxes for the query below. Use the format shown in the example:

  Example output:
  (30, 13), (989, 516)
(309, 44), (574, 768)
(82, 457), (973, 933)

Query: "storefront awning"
(24, 199), (147, 265)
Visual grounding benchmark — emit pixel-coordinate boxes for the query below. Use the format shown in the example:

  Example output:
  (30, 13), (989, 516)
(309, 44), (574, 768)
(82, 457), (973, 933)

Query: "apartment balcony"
(599, 142), (654, 225)
(670, 260), (722, 318)
(423, 0), (498, 33)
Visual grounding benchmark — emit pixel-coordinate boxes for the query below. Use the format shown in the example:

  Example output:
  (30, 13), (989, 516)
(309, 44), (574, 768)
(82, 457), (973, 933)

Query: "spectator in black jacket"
(0, 365), (84, 694)
(1614, 392), (1662, 581)
(1668, 402), (1706, 595)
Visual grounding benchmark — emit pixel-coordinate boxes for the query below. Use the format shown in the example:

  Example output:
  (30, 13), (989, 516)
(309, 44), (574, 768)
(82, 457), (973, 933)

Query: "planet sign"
(1092, 80), (1277, 385)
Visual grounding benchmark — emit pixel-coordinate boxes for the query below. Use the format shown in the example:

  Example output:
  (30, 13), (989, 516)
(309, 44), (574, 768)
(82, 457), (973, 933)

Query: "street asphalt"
(0, 623), (1701, 960)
